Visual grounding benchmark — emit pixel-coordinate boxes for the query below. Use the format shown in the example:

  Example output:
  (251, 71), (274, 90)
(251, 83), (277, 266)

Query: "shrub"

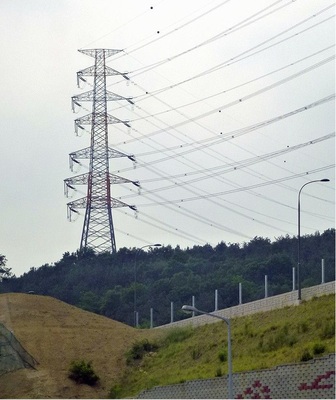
(68, 360), (99, 386)
(313, 342), (326, 355)
(300, 349), (313, 362)
(218, 350), (227, 362)
(126, 339), (159, 365)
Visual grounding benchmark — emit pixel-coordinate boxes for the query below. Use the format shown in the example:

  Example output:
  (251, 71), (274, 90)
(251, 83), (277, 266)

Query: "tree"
(0, 254), (13, 282)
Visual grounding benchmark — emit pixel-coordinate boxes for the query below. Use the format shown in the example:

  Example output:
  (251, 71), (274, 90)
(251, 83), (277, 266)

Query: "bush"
(218, 350), (227, 362)
(126, 339), (159, 365)
(300, 349), (313, 362)
(313, 342), (326, 355)
(68, 360), (99, 386)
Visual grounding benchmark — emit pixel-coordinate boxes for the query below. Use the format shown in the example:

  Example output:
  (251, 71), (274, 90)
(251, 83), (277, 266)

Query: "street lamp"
(134, 243), (161, 327)
(297, 178), (330, 300)
(182, 305), (233, 399)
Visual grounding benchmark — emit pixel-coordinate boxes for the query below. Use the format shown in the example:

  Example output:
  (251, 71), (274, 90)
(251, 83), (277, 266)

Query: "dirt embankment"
(0, 293), (157, 398)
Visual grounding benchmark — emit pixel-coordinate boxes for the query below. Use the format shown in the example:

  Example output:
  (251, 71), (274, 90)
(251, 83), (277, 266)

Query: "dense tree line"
(0, 229), (334, 327)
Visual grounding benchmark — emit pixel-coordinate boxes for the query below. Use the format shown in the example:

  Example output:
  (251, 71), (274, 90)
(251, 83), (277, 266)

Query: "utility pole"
(65, 48), (139, 254)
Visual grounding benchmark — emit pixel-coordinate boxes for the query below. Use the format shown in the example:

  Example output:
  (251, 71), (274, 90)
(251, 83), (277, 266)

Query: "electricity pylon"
(65, 48), (138, 254)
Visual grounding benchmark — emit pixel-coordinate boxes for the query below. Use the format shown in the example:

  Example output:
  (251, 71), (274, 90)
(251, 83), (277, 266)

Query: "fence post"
(192, 295), (195, 317)
(150, 308), (153, 329)
(170, 301), (174, 323)
(215, 289), (218, 311)
(292, 267), (296, 291)
(239, 283), (242, 305)
(321, 258), (325, 284)
(265, 275), (268, 298)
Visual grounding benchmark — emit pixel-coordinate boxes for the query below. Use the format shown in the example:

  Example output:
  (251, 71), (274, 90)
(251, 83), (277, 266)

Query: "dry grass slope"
(0, 293), (159, 399)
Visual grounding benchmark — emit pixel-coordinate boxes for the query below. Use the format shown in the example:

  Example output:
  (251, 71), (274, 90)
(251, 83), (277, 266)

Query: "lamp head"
(182, 305), (197, 313)
(320, 179), (330, 182)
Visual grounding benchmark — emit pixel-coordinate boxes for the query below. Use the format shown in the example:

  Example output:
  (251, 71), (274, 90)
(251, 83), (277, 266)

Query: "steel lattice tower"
(64, 49), (139, 253)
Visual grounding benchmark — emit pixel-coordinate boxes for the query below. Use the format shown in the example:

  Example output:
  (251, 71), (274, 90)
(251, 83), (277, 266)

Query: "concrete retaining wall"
(157, 281), (335, 330)
(137, 354), (335, 399)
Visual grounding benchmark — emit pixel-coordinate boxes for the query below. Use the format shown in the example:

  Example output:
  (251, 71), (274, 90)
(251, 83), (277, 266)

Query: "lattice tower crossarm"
(65, 48), (137, 254)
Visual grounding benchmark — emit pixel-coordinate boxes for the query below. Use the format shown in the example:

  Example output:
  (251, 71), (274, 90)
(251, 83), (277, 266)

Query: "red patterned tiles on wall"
(236, 380), (272, 399)
(298, 370), (335, 391)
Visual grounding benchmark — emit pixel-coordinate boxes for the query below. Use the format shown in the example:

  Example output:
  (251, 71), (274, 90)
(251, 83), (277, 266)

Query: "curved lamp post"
(134, 243), (161, 327)
(182, 305), (233, 399)
(297, 179), (330, 300)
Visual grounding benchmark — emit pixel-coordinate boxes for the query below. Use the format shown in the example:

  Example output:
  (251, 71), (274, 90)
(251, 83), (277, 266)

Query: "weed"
(282, 324), (289, 335)
(287, 335), (298, 347)
(269, 325), (278, 332)
(259, 325), (297, 352)
(108, 384), (122, 399)
(244, 321), (256, 337)
(191, 346), (202, 360)
(68, 360), (99, 386)
(126, 339), (159, 365)
(313, 342), (325, 355)
(164, 326), (194, 345)
(218, 350), (227, 362)
(116, 295), (335, 398)
(300, 349), (313, 362)
(297, 322), (309, 333)
(320, 320), (335, 339)
(215, 367), (223, 377)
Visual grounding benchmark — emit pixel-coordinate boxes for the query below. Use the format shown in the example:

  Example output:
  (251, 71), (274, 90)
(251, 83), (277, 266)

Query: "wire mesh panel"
(0, 323), (38, 376)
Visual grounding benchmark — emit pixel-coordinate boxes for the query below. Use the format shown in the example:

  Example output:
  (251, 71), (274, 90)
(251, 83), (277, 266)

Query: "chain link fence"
(0, 323), (38, 375)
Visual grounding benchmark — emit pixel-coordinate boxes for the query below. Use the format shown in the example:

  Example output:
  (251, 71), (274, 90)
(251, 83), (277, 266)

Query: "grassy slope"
(119, 294), (335, 398)
(0, 293), (334, 399)
(0, 293), (161, 399)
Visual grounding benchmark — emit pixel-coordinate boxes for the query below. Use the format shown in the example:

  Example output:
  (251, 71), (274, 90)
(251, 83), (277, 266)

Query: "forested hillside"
(1, 229), (334, 326)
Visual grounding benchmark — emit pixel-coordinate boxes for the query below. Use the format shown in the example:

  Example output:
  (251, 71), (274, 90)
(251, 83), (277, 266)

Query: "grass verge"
(112, 294), (335, 398)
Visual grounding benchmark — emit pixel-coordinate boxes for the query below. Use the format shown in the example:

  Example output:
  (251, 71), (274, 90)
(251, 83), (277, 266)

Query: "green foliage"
(313, 342), (326, 355)
(191, 346), (202, 360)
(108, 384), (122, 399)
(297, 322), (309, 333)
(218, 350), (227, 362)
(126, 339), (159, 365)
(78, 291), (101, 313)
(0, 229), (334, 324)
(300, 349), (313, 362)
(320, 320), (335, 339)
(115, 295), (335, 398)
(163, 326), (194, 345)
(258, 324), (298, 352)
(0, 254), (7, 268)
(68, 360), (99, 386)
(0, 254), (13, 282)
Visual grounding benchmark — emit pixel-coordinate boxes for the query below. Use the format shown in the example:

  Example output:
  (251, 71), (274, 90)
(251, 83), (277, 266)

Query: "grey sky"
(1, 0), (334, 277)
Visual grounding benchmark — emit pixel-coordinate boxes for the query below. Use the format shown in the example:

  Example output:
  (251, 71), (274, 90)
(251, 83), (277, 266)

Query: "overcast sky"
(1, 0), (335, 277)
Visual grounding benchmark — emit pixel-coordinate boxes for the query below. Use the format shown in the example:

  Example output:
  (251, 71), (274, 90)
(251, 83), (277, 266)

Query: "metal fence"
(0, 322), (38, 375)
